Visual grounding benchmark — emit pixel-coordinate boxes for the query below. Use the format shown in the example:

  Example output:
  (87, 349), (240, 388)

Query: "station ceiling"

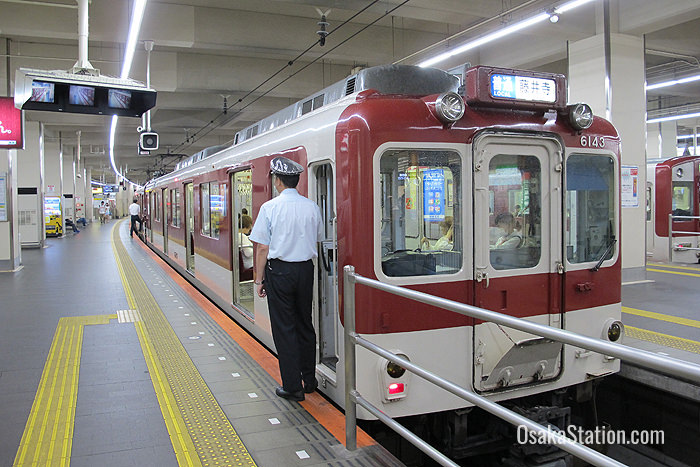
(2, 0), (699, 183)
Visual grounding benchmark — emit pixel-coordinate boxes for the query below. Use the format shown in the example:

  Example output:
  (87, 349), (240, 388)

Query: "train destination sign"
(490, 73), (556, 103)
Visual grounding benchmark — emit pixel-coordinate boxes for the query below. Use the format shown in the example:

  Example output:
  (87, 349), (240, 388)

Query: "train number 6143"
(580, 135), (605, 147)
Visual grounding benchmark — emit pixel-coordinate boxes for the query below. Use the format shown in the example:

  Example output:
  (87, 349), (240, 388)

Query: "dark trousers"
(130, 215), (141, 236)
(265, 258), (316, 393)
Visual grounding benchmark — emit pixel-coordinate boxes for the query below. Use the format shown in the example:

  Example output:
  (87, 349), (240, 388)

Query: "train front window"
(379, 149), (462, 277)
(488, 155), (541, 270)
(672, 181), (693, 216)
(566, 154), (616, 264)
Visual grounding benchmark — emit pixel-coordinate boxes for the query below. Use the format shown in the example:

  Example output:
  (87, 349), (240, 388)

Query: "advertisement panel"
(0, 97), (24, 149)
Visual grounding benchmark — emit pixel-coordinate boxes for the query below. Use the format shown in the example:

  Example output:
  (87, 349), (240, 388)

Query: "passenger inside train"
(420, 216), (454, 251)
(491, 212), (522, 249)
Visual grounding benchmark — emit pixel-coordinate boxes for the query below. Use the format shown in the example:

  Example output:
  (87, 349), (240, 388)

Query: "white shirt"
(249, 188), (323, 262)
(239, 232), (254, 269)
(128, 202), (140, 216)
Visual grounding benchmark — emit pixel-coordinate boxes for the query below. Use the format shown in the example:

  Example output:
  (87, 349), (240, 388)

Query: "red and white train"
(647, 156), (700, 262)
(143, 64), (622, 457)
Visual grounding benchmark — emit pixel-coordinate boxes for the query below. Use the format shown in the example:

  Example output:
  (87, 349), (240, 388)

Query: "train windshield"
(672, 181), (693, 216)
(379, 149), (462, 277)
(488, 154), (541, 270)
(565, 154), (616, 263)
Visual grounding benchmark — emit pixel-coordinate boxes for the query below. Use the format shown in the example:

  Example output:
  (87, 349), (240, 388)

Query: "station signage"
(0, 97), (24, 149)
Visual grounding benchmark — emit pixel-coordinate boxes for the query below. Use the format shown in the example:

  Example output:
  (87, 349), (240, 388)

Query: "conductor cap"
(270, 156), (303, 175)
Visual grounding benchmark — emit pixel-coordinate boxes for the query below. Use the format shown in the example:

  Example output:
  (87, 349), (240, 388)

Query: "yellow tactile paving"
(111, 222), (256, 467)
(13, 314), (115, 467)
(622, 306), (700, 330)
(626, 326), (700, 355)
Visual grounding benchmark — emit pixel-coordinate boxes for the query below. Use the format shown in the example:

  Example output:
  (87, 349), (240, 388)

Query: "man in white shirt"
(128, 198), (141, 238)
(249, 156), (323, 402)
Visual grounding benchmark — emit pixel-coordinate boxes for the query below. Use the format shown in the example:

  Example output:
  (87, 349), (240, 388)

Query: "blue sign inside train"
(423, 169), (445, 221)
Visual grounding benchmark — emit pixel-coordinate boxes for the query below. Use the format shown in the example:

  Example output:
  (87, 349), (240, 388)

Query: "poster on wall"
(0, 97), (24, 149)
(621, 165), (639, 208)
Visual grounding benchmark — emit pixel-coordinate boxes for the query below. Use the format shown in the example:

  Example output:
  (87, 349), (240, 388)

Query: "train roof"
(173, 65), (460, 173)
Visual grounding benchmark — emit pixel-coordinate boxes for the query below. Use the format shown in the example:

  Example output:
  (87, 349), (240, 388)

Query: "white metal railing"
(668, 214), (700, 261)
(343, 265), (700, 467)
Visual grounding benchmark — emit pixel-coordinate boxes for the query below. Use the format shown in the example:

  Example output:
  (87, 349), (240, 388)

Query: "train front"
(334, 65), (623, 423)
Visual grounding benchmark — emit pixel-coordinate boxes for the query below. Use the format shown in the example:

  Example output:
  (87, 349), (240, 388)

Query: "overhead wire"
(168, 0), (408, 155)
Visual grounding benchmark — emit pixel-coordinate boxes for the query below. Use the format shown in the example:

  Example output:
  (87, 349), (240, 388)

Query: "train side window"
(565, 154), (616, 263)
(200, 182), (226, 239)
(646, 186), (652, 222)
(171, 188), (181, 227)
(488, 155), (541, 270)
(379, 149), (462, 277)
(154, 191), (161, 222)
(201, 183), (210, 236)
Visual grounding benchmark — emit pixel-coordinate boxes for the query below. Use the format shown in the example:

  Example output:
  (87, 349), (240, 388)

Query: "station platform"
(621, 262), (700, 399)
(0, 219), (401, 467)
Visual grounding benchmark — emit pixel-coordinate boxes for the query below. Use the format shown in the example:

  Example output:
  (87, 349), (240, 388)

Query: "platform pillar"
(16, 121), (45, 248)
(0, 148), (20, 271)
(568, 1), (647, 282)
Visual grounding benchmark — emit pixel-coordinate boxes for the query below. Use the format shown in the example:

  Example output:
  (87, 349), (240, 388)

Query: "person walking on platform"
(249, 156), (323, 402)
(98, 201), (107, 223)
(128, 198), (141, 237)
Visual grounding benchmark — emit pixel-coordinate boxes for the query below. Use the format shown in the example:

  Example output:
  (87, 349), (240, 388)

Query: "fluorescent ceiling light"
(647, 112), (700, 124)
(554, 0), (596, 14)
(678, 134), (698, 140)
(120, 0), (147, 79)
(418, 0), (595, 68)
(419, 13), (549, 67)
(110, 0), (147, 188)
(646, 74), (700, 91)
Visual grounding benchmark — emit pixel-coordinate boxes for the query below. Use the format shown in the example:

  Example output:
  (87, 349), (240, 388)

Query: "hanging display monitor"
(30, 81), (55, 103)
(108, 89), (132, 109)
(69, 85), (96, 106)
(15, 68), (156, 117)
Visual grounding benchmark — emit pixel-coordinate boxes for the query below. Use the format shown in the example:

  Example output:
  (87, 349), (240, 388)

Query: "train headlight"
(568, 103), (593, 130)
(380, 352), (410, 402)
(434, 92), (465, 123)
(603, 319), (624, 342)
(387, 361), (406, 379)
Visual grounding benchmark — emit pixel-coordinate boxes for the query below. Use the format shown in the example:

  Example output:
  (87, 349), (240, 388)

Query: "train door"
(646, 181), (654, 255)
(472, 134), (563, 392)
(312, 162), (338, 373)
(148, 191), (154, 242)
(231, 170), (254, 317)
(184, 183), (195, 273)
(162, 188), (169, 254)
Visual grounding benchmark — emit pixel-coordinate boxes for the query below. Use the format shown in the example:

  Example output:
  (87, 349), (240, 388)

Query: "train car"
(144, 64), (622, 458)
(647, 156), (700, 262)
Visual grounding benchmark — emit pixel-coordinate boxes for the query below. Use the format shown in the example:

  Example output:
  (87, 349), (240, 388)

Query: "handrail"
(343, 265), (700, 467)
(668, 214), (700, 261)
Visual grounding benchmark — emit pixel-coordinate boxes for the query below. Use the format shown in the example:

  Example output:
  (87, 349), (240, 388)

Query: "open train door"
(311, 162), (339, 381)
(472, 134), (564, 392)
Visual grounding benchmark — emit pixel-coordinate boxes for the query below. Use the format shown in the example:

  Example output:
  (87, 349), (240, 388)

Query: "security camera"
(140, 132), (159, 151)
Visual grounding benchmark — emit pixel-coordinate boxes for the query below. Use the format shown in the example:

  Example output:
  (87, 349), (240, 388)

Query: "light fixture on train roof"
(434, 92), (465, 124)
(567, 103), (594, 130)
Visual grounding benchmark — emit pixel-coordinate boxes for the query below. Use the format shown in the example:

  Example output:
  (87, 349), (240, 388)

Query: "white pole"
(73, 0), (94, 70)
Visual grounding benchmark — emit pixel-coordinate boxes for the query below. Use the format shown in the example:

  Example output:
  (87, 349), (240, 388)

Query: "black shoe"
(275, 387), (304, 402)
(304, 379), (318, 394)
